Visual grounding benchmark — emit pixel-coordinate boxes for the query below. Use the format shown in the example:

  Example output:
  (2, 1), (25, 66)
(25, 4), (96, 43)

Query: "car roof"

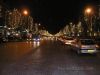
(80, 39), (93, 40)
(77, 36), (93, 39)
(80, 39), (96, 45)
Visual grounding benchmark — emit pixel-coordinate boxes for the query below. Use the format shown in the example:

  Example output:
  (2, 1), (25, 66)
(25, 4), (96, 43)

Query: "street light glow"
(85, 7), (94, 15)
(86, 8), (92, 14)
(23, 10), (28, 15)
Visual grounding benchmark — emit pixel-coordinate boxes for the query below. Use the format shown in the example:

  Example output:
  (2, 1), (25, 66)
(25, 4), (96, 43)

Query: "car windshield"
(66, 38), (74, 40)
(80, 39), (95, 45)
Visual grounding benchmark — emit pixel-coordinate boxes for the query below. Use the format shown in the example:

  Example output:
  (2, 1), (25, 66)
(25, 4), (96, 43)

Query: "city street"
(0, 40), (100, 75)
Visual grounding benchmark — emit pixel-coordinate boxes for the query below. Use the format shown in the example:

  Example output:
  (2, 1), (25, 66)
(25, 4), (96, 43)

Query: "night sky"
(3, 0), (99, 34)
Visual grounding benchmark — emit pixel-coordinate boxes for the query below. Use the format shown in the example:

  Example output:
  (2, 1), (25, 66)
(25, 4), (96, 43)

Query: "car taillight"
(81, 45), (84, 47)
(75, 45), (79, 47)
(96, 45), (99, 48)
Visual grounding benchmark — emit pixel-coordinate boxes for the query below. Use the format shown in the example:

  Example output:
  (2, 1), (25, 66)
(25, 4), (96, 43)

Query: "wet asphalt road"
(0, 40), (100, 75)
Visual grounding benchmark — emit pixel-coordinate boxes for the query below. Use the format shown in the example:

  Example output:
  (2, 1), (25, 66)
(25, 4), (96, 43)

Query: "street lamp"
(23, 10), (28, 16)
(21, 9), (29, 32)
(85, 8), (92, 14)
(85, 7), (93, 36)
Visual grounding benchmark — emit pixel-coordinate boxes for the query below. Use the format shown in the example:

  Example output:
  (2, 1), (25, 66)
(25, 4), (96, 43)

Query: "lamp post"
(22, 10), (29, 29)
(85, 7), (93, 36)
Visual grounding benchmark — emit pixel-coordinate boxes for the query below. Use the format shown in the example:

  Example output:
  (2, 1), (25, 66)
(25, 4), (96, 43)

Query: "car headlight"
(37, 39), (40, 40)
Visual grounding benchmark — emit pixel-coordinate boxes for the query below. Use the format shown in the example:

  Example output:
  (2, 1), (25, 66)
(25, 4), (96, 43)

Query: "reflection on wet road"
(0, 41), (41, 61)
(0, 40), (100, 75)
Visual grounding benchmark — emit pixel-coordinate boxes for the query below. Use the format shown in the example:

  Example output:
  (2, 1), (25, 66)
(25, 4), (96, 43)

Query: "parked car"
(63, 37), (77, 45)
(75, 39), (98, 54)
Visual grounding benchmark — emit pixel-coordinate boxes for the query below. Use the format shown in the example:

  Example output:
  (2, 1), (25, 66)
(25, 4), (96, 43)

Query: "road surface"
(0, 40), (100, 75)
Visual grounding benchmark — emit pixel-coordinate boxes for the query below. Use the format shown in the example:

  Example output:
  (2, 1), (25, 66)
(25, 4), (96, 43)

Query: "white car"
(64, 37), (76, 45)
(76, 39), (98, 54)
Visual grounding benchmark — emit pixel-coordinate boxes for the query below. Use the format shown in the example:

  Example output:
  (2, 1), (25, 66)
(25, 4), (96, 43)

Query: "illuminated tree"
(63, 25), (70, 36)
(77, 21), (83, 36)
(5, 9), (21, 28)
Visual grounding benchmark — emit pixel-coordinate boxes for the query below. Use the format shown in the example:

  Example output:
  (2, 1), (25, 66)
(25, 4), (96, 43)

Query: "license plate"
(88, 50), (95, 53)
(81, 50), (88, 53)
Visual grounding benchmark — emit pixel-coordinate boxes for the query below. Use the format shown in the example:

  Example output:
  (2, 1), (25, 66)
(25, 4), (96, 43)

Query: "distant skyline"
(2, 0), (100, 33)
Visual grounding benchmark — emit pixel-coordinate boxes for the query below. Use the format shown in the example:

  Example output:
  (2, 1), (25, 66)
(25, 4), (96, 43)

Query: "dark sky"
(3, 0), (99, 34)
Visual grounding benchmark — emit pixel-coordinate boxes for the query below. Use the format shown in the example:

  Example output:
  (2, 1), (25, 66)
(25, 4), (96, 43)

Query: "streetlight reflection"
(33, 41), (40, 48)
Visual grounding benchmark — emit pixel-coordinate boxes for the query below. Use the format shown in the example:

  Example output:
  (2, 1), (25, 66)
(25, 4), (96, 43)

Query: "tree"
(5, 9), (21, 28)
